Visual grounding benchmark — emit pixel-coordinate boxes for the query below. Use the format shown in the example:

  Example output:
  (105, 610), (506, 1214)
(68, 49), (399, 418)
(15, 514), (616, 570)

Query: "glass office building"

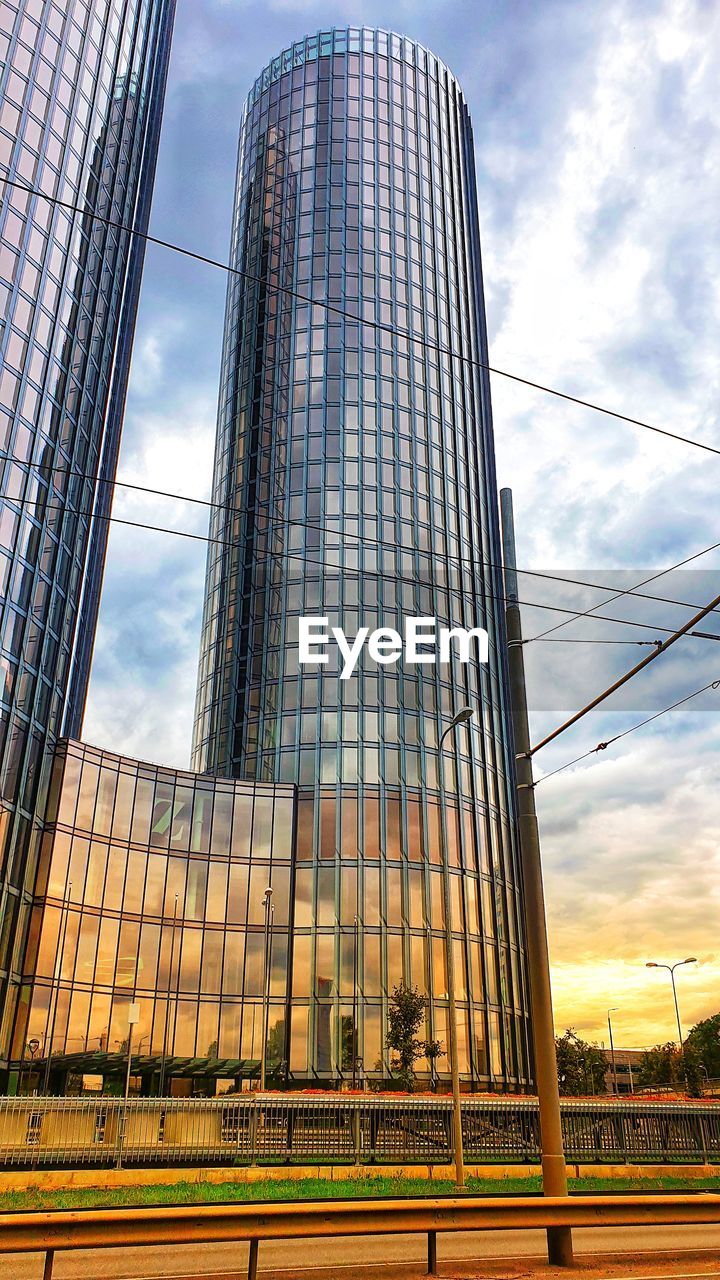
(7, 26), (533, 1094)
(191, 29), (533, 1090)
(0, 0), (176, 1082)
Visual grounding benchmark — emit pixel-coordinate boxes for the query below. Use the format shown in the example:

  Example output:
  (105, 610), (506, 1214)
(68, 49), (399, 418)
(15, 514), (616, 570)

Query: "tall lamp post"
(259, 887), (274, 1092)
(646, 957), (697, 1085)
(351, 914), (359, 1089)
(607, 1008), (619, 1096)
(438, 705), (475, 1192)
(42, 880), (73, 1095)
(158, 892), (179, 1097)
(116, 1002), (140, 1170)
(501, 487), (573, 1267)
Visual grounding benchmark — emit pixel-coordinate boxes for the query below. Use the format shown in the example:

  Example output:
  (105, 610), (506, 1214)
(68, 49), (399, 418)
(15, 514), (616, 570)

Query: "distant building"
(601, 1047), (644, 1095)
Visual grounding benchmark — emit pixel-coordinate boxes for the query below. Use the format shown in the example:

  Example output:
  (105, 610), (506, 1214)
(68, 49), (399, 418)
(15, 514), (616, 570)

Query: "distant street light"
(352, 915), (359, 1089)
(158, 891), (180, 1097)
(438, 706), (475, 1191)
(259, 887), (274, 1092)
(646, 958), (697, 1087)
(117, 1003), (140, 1170)
(43, 880), (72, 1094)
(607, 1009), (619, 1096)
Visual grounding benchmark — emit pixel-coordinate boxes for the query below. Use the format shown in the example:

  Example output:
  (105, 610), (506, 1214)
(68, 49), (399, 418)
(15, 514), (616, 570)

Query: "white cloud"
(83, 387), (217, 768)
(479, 0), (720, 1043)
(82, 0), (720, 1048)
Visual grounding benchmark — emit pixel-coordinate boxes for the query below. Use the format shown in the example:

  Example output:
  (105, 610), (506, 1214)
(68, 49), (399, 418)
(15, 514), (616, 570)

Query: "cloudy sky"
(84, 0), (720, 1049)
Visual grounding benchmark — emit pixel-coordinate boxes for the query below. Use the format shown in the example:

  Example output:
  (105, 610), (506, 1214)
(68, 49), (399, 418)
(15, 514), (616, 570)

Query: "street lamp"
(42, 880), (73, 1094)
(646, 958), (697, 1088)
(158, 892), (180, 1097)
(259, 887), (274, 1092)
(607, 1009), (619, 1096)
(116, 1003), (140, 1170)
(577, 1056), (586, 1095)
(438, 705), (475, 1192)
(351, 914), (359, 1089)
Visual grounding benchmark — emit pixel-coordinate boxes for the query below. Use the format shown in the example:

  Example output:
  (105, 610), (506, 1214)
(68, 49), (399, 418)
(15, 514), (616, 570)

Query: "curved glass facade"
(16, 736), (527, 1092)
(0, 0), (176, 1071)
(16, 740), (295, 1091)
(191, 28), (532, 1090)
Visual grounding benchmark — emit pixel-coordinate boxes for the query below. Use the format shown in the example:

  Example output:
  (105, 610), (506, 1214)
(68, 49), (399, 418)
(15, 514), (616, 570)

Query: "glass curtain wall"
(0, 0), (176, 1076)
(15, 740), (294, 1093)
(193, 29), (532, 1090)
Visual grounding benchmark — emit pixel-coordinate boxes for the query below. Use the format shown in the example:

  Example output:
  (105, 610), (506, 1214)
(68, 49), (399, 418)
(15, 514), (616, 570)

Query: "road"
(5, 1224), (720, 1279)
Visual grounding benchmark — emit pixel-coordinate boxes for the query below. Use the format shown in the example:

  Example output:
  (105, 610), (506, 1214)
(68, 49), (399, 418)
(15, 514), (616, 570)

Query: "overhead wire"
(526, 539), (720, 645)
(2, 457), (720, 628)
(2, 179), (719, 760)
(528, 585), (720, 754)
(2, 172), (720, 459)
(0, 488), (697, 639)
(537, 677), (720, 783)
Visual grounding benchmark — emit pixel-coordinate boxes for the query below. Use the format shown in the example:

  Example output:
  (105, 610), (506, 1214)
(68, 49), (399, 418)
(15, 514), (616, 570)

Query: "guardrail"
(1, 1192), (720, 1279)
(0, 1095), (717, 1169)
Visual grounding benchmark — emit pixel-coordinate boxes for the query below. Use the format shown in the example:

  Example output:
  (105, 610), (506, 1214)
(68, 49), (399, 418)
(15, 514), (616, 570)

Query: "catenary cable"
(2, 458), (719, 626)
(526, 541), (720, 645)
(528, 585), (720, 754)
(0, 489), (702, 640)
(537, 677), (720, 783)
(1, 173), (719, 458)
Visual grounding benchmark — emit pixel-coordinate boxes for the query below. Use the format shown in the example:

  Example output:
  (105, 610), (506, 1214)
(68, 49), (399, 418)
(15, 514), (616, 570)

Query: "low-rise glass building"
(17, 733), (530, 1093)
(17, 741), (294, 1093)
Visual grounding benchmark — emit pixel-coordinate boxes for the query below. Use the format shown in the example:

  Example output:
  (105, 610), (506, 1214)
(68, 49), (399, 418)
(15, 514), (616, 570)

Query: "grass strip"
(0, 1173), (719, 1213)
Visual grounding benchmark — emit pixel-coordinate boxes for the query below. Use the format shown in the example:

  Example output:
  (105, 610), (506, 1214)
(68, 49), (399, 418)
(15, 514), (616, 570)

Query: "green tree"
(638, 1040), (703, 1097)
(685, 1014), (720, 1078)
(264, 1018), (286, 1083)
(555, 1029), (608, 1096)
(340, 1014), (356, 1072)
(385, 982), (443, 1092)
(638, 1042), (677, 1088)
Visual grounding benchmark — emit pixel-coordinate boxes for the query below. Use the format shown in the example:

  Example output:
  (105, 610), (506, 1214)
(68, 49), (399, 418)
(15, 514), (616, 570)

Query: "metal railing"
(2, 1192), (720, 1279)
(0, 1095), (717, 1169)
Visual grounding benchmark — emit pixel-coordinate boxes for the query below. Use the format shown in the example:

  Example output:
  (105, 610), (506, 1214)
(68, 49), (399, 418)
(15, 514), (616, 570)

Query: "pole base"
(547, 1224), (574, 1267)
(427, 1230), (438, 1275)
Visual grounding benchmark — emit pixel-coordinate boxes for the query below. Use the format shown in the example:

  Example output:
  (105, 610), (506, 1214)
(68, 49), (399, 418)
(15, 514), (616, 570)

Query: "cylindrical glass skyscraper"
(0, 0), (176, 1074)
(193, 27), (531, 1089)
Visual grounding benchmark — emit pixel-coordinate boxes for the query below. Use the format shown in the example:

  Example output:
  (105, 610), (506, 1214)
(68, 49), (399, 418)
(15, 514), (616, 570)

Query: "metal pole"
(608, 1010), (619, 1096)
(158, 892), (179, 1096)
(647, 959), (696, 1090)
(501, 487), (573, 1267)
(123, 1020), (135, 1108)
(43, 880), (72, 1095)
(260, 888), (273, 1092)
(670, 965), (689, 1092)
(352, 914), (359, 1089)
(438, 713), (472, 1192)
(116, 1005), (138, 1171)
(670, 967), (685, 1052)
(247, 1238), (259, 1280)
(427, 1229), (438, 1275)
